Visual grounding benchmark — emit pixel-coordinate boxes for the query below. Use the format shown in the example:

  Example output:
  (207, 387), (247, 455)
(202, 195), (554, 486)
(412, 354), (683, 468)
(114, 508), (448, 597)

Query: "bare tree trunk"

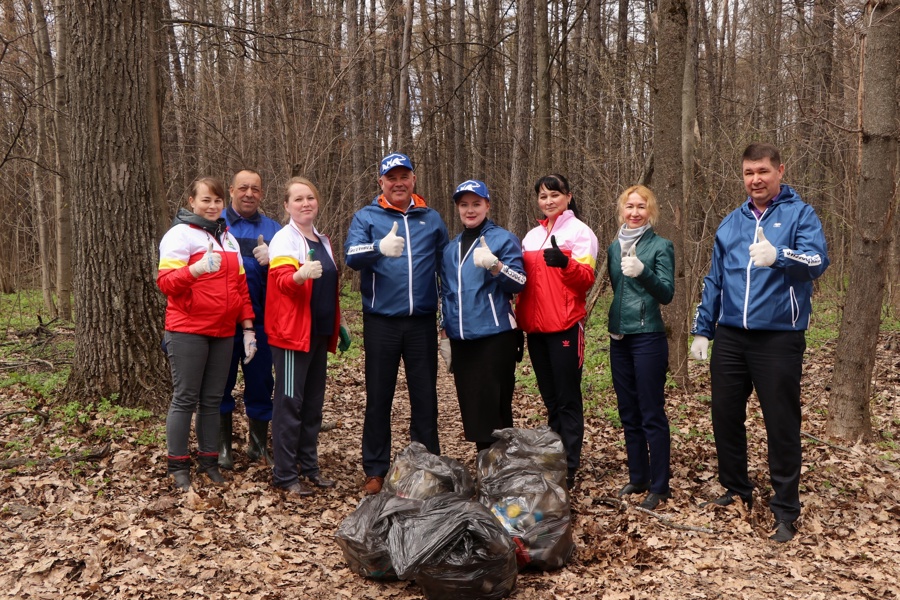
(534, 0), (550, 174)
(398, 0), (414, 149)
(507, 0), (535, 239)
(826, 0), (899, 441)
(50, 0), (73, 319)
(65, 0), (170, 409)
(652, 0), (690, 387)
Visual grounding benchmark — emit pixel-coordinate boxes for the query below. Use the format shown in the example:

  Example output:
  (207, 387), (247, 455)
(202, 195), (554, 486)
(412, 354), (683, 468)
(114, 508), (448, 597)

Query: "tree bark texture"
(826, 0), (899, 441)
(65, 0), (170, 409)
(507, 0), (535, 240)
(652, 0), (690, 387)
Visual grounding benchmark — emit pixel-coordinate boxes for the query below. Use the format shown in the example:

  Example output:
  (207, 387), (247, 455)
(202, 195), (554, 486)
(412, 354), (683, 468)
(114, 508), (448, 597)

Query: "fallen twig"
(0, 441), (111, 469)
(594, 496), (716, 534)
(0, 407), (50, 423)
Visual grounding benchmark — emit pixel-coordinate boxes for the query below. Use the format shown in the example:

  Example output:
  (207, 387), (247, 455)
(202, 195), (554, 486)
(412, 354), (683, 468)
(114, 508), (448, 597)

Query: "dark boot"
(218, 412), (234, 470)
(167, 456), (192, 491)
(197, 453), (226, 487)
(247, 418), (274, 465)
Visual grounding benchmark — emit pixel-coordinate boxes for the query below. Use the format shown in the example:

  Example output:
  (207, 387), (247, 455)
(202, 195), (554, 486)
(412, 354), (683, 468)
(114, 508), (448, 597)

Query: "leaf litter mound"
(1, 329), (899, 599)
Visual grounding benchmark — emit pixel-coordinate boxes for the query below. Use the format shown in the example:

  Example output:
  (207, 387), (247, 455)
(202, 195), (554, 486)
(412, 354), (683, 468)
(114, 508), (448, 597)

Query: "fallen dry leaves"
(1, 329), (899, 599)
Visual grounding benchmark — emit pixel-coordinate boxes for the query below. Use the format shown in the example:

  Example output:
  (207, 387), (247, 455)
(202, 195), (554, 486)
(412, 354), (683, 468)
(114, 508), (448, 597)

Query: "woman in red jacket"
(265, 177), (343, 497)
(157, 177), (256, 491)
(516, 174), (598, 489)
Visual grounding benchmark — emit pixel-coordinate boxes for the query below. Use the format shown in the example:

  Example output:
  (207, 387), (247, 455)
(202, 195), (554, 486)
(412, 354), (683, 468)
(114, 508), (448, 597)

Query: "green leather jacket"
(607, 228), (675, 335)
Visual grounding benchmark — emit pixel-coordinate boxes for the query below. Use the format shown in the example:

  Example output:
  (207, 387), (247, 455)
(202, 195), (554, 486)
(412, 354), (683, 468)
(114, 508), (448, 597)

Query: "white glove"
(749, 227), (776, 267)
(293, 257), (323, 283)
(690, 336), (709, 360)
(242, 329), (257, 364)
(378, 222), (405, 258)
(621, 245), (644, 278)
(189, 243), (222, 277)
(473, 236), (498, 270)
(252, 234), (269, 266)
(439, 337), (452, 372)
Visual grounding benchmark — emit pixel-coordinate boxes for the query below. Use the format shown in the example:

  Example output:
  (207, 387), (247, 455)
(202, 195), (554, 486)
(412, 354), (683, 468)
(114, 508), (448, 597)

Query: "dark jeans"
(610, 332), (671, 494)
(221, 324), (274, 421)
(271, 337), (329, 488)
(527, 324), (584, 473)
(164, 331), (233, 458)
(361, 313), (440, 477)
(710, 325), (805, 522)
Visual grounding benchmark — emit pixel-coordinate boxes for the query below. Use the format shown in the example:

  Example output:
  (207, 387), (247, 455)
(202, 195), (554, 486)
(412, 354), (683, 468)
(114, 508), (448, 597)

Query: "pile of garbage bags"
(335, 428), (575, 600)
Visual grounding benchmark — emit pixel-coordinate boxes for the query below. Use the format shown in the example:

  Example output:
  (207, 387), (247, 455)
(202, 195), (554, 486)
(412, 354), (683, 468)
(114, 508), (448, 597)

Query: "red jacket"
(157, 223), (254, 337)
(264, 221), (340, 352)
(515, 211), (598, 333)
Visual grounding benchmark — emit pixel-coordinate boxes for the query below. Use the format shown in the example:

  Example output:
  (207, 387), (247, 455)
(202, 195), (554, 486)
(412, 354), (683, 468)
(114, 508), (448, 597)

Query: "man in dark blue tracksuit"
(219, 169), (282, 469)
(691, 143), (829, 542)
(344, 153), (449, 494)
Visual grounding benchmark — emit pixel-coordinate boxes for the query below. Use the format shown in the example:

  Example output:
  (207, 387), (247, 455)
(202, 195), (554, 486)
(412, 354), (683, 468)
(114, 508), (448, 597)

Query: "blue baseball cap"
(379, 153), (414, 176)
(453, 180), (490, 202)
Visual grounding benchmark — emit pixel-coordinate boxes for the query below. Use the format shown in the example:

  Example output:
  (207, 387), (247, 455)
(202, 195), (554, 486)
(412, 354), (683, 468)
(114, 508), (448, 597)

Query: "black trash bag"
(387, 494), (518, 600)
(476, 426), (575, 571)
(335, 493), (422, 580)
(383, 442), (476, 500)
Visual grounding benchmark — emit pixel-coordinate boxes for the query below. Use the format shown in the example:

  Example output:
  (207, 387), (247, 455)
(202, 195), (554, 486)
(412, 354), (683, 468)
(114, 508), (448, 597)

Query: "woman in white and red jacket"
(157, 177), (256, 491)
(265, 176), (343, 497)
(516, 173), (598, 489)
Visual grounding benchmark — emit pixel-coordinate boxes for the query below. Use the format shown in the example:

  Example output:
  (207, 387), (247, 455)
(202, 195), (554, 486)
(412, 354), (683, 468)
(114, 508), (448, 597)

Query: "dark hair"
(189, 176), (226, 200)
(231, 169), (262, 186)
(742, 143), (781, 166)
(534, 173), (580, 219)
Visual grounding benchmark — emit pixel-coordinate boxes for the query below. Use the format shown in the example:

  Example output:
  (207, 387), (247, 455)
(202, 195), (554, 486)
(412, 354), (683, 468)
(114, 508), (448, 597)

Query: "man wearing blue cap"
(345, 153), (449, 494)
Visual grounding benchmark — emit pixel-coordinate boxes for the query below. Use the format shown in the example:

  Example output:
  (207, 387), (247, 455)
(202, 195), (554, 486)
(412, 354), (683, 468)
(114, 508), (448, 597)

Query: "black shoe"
(306, 474), (336, 489)
(618, 481), (650, 497)
(170, 470), (191, 491)
(769, 520), (797, 543)
(281, 481), (314, 497)
(701, 491), (752, 510)
(566, 468), (577, 491)
(218, 412), (234, 470)
(197, 454), (227, 487)
(639, 490), (672, 510)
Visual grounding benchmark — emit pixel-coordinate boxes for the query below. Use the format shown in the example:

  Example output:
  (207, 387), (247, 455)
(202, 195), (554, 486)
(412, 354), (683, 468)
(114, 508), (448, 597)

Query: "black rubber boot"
(247, 418), (274, 465)
(167, 457), (192, 491)
(218, 412), (234, 470)
(197, 453), (226, 487)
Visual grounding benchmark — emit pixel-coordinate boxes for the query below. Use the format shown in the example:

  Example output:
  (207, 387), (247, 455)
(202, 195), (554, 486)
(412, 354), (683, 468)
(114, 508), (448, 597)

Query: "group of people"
(156, 142), (829, 544)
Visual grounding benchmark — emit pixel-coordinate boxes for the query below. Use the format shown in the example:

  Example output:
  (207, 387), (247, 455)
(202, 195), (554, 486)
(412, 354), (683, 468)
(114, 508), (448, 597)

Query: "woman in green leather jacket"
(607, 185), (675, 510)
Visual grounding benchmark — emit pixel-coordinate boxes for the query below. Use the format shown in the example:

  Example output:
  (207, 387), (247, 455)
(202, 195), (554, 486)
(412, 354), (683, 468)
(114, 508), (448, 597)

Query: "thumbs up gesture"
(473, 236), (499, 271)
(252, 234), (270, 266)
(189, 242), (222, 277)
(749, 227), (776, 267)
(543, 235), (569, 268)
(621, 244), (644, 278)
(378, 222), (405, 257)
(294, 248), (323, 283)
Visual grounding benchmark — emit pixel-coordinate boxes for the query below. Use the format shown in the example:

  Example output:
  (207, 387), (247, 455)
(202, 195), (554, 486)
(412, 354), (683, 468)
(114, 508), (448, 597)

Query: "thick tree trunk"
(652, 0), (690, 388)
(65, 0), (170, 410)
(826, 0), (899, 441)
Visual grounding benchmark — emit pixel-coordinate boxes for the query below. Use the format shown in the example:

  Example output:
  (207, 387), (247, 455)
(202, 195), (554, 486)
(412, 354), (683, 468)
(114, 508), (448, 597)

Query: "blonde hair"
(283, 176), (322, 204)
(616, 185), (659, 226)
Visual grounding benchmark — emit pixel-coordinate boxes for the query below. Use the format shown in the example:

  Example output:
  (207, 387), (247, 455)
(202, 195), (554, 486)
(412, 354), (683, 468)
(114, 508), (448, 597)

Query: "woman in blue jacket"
(440, 180), (526, 452)
(607, 185), (675, 510)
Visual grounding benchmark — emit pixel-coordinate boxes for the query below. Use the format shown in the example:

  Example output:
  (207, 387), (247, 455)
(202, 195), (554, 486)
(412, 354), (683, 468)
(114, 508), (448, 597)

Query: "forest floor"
(1, 317), (900, 599)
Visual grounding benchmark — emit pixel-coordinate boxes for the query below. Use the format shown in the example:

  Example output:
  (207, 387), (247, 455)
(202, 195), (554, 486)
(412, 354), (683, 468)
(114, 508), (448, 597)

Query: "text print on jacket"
(692, 184), (829, 338)
(440, 219), (526, 341)
(344, 194), (449, 317)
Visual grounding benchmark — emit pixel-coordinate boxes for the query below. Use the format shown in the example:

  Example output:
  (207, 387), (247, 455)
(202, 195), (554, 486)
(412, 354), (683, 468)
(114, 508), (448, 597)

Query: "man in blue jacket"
(345, 153), (449, 494)
(690, 143), (829, 543)
(219, 169), (282, 469)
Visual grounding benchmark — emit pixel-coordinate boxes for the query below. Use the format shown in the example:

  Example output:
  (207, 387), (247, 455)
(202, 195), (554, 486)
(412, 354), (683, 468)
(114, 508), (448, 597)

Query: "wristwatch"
(489, 258), (500, 272)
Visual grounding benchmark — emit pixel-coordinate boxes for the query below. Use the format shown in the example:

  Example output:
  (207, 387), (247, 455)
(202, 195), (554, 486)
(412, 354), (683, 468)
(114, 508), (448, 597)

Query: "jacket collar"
(225, 205), (261, 224)
(375, 193), (428, 213)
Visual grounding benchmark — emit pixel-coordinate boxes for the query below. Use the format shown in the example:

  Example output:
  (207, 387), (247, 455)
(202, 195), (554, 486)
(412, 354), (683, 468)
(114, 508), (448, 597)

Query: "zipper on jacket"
(743, 215), (762, 329)
(488, 293), (499, 327)
(403, 215), (414, 316)
(457, 240), (466, 339)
